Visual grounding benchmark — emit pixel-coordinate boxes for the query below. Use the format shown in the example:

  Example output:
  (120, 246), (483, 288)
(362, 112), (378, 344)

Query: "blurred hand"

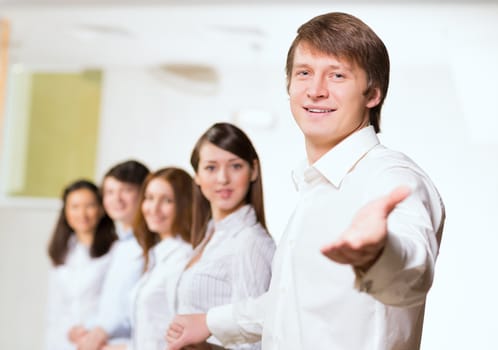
(166, 314), (210, 350)
(68, 325), (88, 344)
(77, 327), (108, 350)
(321, 186), (411, 270)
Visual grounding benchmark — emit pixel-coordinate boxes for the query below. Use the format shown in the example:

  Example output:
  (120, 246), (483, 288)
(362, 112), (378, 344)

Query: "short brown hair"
(104, 160), (149, 186)
(286, 12), (390, 133)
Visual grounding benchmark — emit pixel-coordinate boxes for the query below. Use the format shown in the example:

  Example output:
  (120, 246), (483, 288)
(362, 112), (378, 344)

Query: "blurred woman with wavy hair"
(104, 167), (193, 350)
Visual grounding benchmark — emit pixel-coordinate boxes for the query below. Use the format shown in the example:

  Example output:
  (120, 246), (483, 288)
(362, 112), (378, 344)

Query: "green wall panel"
(11, 71), (101, 198)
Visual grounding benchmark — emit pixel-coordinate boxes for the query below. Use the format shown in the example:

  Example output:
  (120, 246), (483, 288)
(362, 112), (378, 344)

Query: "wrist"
(356, 246), (384, 272)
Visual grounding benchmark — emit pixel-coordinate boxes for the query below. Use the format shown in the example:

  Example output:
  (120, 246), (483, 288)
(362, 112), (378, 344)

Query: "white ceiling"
(3, 0), (494, 3)
(1, 2), (497, 70)
(2, 4), (300, 69)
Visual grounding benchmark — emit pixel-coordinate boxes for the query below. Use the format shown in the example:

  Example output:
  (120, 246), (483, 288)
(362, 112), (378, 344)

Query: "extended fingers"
(322, 241), (375, 265)
(321, 232), (383, 266)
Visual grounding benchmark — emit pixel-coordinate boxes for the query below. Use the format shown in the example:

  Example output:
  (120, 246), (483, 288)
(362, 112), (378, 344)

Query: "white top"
(207, 126), (446, 350)
(86, 226), (144, 338)
(126, 236), (192, 350)
(177, 205), (275, 350)
(45, 236), (112, 350)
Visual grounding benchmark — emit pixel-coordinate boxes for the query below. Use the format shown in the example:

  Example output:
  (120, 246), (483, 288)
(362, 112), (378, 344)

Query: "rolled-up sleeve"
(354, 167), (445, 307)
(207, 293), (270, 348)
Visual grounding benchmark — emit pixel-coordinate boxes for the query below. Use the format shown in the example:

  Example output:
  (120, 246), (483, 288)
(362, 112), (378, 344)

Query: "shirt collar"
(210, 204), (257, 237)
(152, 235), (185, 263)
(291, 158), (308, 191)
(68, 234), (85, 250)
(292, 126), (379, 188)
(115, 222), (134, 240)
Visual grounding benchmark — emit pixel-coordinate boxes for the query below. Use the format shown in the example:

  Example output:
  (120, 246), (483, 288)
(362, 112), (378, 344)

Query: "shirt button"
(288, 239), (295, 247)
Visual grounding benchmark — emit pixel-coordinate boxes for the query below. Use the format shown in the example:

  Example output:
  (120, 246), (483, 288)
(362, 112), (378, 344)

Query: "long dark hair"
(133, 167), (193, 270)
(48, 179), (117, 266)
(190, 122), (267, 248)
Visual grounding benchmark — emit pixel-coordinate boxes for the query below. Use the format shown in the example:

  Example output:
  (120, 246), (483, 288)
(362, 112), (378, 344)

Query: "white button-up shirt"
(127, 236), (192, 350)
(207, 126), (445, 350)
(45, 236), (112, 350)
(86, 226), (144, 339)
(177, 205), (275, 350)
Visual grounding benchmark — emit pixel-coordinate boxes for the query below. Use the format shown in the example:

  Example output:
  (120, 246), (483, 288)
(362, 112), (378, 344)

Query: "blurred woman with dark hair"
(45, 179), (117, 350)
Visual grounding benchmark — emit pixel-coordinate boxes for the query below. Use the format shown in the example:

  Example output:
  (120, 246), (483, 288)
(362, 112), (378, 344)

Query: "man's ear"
(366, 87), (381, 109)
(251, 160), (259, 182)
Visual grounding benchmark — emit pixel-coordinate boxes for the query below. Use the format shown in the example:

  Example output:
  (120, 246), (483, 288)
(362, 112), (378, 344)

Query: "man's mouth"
(304, 107), (335, 113)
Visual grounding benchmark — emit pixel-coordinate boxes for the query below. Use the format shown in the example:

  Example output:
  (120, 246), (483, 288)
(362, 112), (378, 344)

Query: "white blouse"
(86, 226), (144, 339)
(176, 205), (275, 350)
(45, 236), (112, 350)
(127, 236), (192, 350)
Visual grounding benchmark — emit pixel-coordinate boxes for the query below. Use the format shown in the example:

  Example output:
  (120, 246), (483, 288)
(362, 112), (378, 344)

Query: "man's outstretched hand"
(166, 314), (211, 350)
(321, 186), (411, 271)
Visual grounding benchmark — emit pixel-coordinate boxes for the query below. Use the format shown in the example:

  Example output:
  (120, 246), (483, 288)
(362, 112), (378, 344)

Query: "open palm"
(321, 186), (411, 270)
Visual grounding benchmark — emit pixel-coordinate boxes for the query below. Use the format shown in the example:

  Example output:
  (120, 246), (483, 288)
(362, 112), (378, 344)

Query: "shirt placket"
(272, 179), (308, 349)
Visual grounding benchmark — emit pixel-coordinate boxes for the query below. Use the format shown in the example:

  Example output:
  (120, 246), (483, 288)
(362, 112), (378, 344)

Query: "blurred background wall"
(0, 2), (497, 349)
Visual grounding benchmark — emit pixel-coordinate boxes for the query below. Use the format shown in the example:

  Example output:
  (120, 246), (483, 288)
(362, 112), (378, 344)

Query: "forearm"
(354, 169), (444, 307)
(207, 295), (267, 347)
(355, 224), (440, 307)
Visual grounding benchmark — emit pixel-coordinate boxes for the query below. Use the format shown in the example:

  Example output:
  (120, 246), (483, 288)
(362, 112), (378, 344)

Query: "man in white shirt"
(167, 12), (445, 350)
(69, 160), (149, 350)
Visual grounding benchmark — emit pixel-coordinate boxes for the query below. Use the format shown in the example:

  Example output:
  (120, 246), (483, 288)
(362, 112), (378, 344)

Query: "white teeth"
(306, 108), (333, 113)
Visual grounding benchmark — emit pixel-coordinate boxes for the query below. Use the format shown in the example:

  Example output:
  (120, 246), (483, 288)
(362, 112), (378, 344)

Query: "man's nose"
(307, 76), (329, 99)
